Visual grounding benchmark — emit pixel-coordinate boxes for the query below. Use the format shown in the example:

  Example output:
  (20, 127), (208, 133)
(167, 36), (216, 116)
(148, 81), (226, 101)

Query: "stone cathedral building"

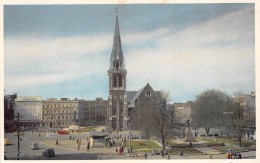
(107, 14), (162, 131)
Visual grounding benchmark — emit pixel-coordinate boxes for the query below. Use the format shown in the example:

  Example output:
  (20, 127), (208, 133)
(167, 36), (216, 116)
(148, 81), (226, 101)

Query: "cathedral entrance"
(112, 117), (116, 129)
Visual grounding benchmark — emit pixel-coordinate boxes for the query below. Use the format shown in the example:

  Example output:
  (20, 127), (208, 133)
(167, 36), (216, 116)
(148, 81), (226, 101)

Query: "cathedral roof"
(127, 83), (159, 107)
(109, 14), (126, 70)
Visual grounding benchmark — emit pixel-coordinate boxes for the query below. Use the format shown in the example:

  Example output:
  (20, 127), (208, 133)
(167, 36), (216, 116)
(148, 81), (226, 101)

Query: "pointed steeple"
(110, 10), (125, 70)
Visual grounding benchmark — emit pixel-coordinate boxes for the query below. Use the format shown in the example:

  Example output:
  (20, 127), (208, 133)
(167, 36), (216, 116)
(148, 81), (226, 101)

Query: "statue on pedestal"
(183, 119), (196, 142)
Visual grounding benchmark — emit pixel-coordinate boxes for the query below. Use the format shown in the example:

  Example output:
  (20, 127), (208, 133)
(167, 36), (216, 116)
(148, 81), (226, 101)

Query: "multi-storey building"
(173, 101), (194, 124)
(82, 98), (108, 126)
(4, 94), (17, 132)
(42, 98), (82, 128)
(14, 96), (43, 129)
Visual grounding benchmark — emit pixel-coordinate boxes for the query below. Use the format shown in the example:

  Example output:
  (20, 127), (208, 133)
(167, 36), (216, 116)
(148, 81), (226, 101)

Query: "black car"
(42, 148), (55, 157)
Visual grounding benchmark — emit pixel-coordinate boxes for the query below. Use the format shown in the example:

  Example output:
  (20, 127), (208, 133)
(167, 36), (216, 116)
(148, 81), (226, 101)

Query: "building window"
(118, 74), (122, 87)
(113, 75), (117, 87)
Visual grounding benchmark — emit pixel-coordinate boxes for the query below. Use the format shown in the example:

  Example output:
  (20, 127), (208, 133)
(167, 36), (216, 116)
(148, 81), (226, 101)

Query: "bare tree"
(150, 90), (173, 150)
(230, 93), (247, 147)
(191, 89), (232, 137)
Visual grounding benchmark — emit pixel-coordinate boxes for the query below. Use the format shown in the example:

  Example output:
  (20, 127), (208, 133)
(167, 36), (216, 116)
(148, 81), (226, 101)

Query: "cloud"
(4, 6), (255, 102)
(125, 6), (255, 101)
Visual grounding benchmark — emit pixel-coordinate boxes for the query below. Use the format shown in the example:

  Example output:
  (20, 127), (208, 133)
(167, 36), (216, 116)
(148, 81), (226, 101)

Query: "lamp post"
(15, 113), (22, 160)
(128, 116), (131, 153)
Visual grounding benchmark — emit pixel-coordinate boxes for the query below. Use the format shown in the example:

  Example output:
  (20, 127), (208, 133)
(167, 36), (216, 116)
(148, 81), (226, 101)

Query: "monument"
(183, 119), (196, 142)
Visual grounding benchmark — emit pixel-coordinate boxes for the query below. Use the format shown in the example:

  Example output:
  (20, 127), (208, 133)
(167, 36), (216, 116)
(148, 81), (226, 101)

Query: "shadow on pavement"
(5, 153), (98, 160)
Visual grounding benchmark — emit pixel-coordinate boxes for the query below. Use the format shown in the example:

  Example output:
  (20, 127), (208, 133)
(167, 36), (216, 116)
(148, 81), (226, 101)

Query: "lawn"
(195, 137), (223, 147)
(212, 137), (254, 148)
(125, 139), (161, 152)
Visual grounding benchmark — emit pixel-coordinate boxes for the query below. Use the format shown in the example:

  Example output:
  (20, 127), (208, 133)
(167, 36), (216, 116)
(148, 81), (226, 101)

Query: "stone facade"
(42, 98), (80, 128)
(107, 14), (128, 131)
(127, 84), (161, 130)
(82, 98), (108, 126)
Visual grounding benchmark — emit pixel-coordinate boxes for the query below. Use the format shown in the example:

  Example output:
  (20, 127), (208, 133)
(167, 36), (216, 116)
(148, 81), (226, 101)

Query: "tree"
(191, 89), (233, 137)
(229, 94), (247, 147)
(135, 90), (174, 150)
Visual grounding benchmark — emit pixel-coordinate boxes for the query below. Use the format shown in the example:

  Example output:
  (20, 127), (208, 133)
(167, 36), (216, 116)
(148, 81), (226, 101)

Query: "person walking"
(167, 152), (170, 159)
(179, 149), (183, 157)
(152, 147), (155, 155)
(144, 153), (147, 159)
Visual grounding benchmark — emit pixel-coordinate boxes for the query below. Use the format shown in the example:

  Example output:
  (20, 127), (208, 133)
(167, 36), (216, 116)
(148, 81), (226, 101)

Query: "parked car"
(250, 144), (256, 151)
(57, 130), (69, 135)
(31, 143), (39, 150)
(14, 131), (24, 136)
(4, 139), (11, 146)
(42, 148), (55, 157)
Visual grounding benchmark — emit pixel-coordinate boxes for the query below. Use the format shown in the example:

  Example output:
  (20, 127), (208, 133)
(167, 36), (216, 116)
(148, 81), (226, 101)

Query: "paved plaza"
(4, 131), (256, 160)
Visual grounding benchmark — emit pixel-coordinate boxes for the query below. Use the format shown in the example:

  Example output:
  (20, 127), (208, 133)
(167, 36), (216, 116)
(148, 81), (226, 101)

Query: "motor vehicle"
(57, 130), (69, 135)
(4, 139), (11, 146)
(31, 142), (39, 150)
(13, 131), (24, 136)
(46, 132), (54, 137)
(250, 144), (256, 151)
(42, 148), (55, 157)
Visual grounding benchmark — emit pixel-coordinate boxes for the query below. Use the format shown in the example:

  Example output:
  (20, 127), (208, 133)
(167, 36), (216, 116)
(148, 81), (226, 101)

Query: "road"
(4, 131), (97, 160)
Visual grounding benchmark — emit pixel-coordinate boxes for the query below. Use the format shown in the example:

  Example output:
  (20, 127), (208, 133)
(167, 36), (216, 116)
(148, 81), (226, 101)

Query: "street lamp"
(15, 112), (22, 160)
(128, 116), (132, 153)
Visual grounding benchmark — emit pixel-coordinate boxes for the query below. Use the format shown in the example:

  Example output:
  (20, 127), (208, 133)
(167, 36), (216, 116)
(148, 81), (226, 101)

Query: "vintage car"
(4, 139), (11, 146)
(31, 142), (39, 150)
(57, 130), (69, 135)
(42, 148), (55, 157)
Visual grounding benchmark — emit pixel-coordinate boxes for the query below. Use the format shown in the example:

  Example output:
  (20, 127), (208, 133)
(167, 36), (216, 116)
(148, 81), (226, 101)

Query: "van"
(31, 143), (39, 150)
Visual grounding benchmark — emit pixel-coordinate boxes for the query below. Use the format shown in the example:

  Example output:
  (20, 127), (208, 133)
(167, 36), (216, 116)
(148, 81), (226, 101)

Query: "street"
(4, 131), (97, 160)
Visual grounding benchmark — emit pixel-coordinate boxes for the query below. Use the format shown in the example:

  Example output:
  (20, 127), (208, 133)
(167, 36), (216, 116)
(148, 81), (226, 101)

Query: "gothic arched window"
(118, 74), (122, 87)
(116, 61), (119, 69)
(113, 75), (117, 87)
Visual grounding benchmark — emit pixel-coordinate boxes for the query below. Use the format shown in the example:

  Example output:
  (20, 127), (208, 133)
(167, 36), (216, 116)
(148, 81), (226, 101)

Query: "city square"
(4, 128), (256, 160)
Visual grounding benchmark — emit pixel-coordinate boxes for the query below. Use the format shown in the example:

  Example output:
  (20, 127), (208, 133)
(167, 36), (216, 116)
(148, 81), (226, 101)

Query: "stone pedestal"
(183, 127), (196, 142)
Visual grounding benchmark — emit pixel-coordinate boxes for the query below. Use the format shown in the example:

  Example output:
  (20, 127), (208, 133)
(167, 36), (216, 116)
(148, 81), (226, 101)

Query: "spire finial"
(116, 8), (118, 15)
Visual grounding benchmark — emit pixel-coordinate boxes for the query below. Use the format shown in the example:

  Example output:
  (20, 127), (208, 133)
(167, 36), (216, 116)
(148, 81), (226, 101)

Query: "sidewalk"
(40, 139), (227, 159)
(194, 147), (221, 155)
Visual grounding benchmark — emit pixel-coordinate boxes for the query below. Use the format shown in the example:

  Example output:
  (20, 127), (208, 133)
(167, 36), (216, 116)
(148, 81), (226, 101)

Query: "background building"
(42, 98), (81, 128)
(15, 96), (43, 129)
(174, 101), (194, 124)
(82, 98), (108, 126)
(4, 94), (17, 132)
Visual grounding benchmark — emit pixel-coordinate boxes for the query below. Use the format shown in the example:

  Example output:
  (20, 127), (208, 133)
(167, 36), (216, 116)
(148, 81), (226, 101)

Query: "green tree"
(191, 89), (233, 136)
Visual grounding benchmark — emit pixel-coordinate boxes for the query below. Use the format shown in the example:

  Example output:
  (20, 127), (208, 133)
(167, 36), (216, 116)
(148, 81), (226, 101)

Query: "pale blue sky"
(4, 4), (255, 102)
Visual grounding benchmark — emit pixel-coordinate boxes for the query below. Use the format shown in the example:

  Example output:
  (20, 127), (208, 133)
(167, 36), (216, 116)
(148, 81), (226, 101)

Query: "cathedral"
(107, 13), (161, 131)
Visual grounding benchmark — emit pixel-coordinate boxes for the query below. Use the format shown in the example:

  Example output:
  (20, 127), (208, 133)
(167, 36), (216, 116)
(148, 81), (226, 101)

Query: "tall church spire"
(110, 10), (125, 70)
(107, 9), (128, 131)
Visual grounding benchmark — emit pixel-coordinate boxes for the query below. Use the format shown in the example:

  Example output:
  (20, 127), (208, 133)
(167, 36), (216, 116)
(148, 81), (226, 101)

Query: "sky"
(4, 4), (255, 103)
